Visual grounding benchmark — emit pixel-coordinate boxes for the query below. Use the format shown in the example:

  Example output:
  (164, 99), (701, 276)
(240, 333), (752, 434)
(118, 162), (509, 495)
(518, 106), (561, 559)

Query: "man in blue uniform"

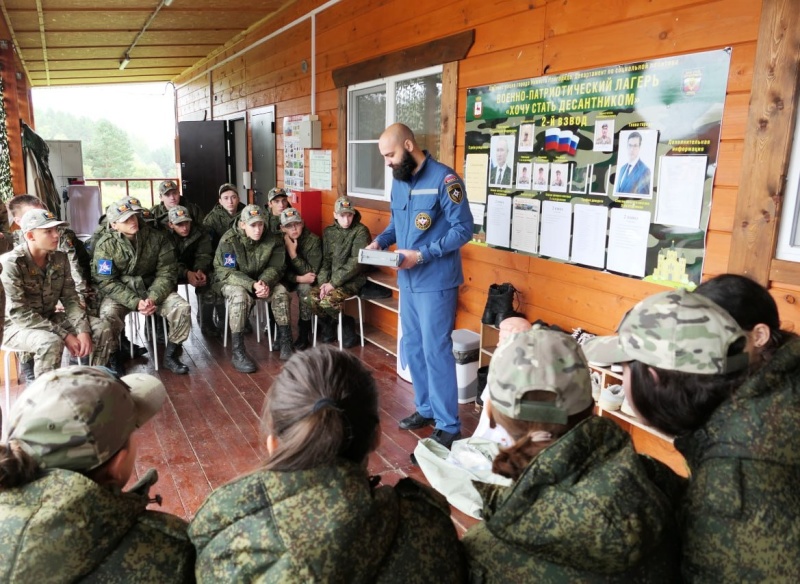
(366, 123), (473, 449)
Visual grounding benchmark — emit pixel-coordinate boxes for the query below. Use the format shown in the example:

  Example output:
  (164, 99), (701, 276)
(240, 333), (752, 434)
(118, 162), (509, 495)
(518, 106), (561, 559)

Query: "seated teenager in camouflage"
(306, 196), (371, 348)
(1, 209), (122, 378)
(204, 183), (245, 250)
(464, 326), (682, 582)
(166, 205), (217, 336)
(212, 203), (290, 370)
(92, 199), (192, 375)
(265, 186), (291, 234)
(151, 180), (205, 231)
(585, 286), (800, 582)
(279, 207), (321, 351)
(85, 195), (157, 254)
(188, 345), (465, 583)
(0, 366), (195, 582)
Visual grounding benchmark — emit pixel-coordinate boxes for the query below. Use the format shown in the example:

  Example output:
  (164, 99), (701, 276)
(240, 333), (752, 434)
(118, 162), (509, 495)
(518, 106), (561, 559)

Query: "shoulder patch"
(97, 258), (113, 275)
(447, 182), (464, 204)
(444, 173), (459, 184)
(223, 252), (237, 268)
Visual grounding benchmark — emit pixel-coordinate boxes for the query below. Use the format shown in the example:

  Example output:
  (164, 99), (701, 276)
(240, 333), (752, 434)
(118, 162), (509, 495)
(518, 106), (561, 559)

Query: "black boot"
(107, 351), (126, 378)
(231, 332), (257, 373)
(200, 303), (221, 337)
(19, 359), (36, 383)
(482, 283), (516, 326)
(164, 342), (189, 374)
(278, 325), (293, 361)
(271, 322), (282, 352)
(294, 319), (312, 350)
(319, 316), (337, 343)
(341, 315), (360, 349)
(120, 333), (147, 358)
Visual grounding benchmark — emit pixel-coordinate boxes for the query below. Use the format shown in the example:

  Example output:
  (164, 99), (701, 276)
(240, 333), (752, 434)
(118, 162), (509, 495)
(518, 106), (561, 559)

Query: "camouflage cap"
(119, 196), (143, 210)
(218, 182), (239, 197)
(8, 366), (166, 472)
(280, 207), (303, 226)
(487, 326), (593, 424)
(334, 196), (356, 215)
(240, 204), (266, 225)
(168, 205), (192, 224)
(159, 180), (180, 197)
(106, 200), (139, 224)
(581, 289), (749, 375)
(20, 208), (67, 233)
(267, 187), (287, 202)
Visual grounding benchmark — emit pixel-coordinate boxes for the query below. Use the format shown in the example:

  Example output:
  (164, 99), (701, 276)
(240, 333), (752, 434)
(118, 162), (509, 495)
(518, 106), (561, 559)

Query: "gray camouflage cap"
(280, 207), (303, 226)
(334, 196), (356, 215)
(8, 366), (166, 471)
(106, 200), (139, 224)
(168, 205), (192, 224)
(581, 289), (749, 374)
(267, 187), (287, 202)
(159, 180), (180, 197)
(488, 326), (593, 424)
(240, 204), (266, 225)
(20, 208), (67, 233)
(119, 196), (144, 210)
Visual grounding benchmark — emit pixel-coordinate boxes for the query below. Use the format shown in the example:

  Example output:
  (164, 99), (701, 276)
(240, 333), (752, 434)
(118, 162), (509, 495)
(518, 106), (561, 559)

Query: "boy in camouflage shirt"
(279, 208), (321, 350)
(151, 179), (205, 230)
(306, 196), (371, 348)
(266, 187), (290, 234)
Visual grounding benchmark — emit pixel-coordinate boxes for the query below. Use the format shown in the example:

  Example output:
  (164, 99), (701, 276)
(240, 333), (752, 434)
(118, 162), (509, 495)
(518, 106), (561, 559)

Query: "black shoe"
(360, 281), (393, 299)
(164, 342), (189, 375)
(19, 359), (35, 384)
(231, 332), (257, 373)
(398, 411), (435, 430)
(429, 429), (462, 449)
(278, 325), (293, 361)
(341, 315), (360, 349)
(294, 319), (312, 350)
(120, 335), (148, 358)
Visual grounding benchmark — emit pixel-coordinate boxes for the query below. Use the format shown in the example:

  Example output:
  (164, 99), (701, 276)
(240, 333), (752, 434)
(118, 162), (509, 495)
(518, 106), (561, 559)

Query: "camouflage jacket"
(675, 338), (800, 583)
(203, 203), (244, 249)
(0, 201), (13, 254)
(166, 223), (213, 282)
(267, 209), (283, 234)
(463, 416), (683, 583)
(319, 210), (371, 291)
(282, 227), (322, 290)
(188, 460), (466, 583)
(13, 226), (91, 300)
(211, 226), (286, 293)
(0, 468), (194, 583)
(1, 243), (91, 339)
(151, 199), (206, 231)
(92, 220), (179, 309)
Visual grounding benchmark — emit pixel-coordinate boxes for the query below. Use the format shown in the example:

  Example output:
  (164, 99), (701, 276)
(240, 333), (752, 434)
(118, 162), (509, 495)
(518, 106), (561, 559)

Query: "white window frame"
(776, 94), (800, 262)
(347, 65), (442, 201)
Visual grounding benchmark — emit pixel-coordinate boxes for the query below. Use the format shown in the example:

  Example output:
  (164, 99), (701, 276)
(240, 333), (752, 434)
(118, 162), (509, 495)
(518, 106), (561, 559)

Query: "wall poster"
(282, 116), (305, 192)
(465, 49), (731, 288)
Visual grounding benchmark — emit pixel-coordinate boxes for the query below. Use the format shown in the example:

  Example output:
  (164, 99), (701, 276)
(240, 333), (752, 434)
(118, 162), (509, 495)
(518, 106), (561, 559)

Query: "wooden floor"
(3, 305), (482, 534)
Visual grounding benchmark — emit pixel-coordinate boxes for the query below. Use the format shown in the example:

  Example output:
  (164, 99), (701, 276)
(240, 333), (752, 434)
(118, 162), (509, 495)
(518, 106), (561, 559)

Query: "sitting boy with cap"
(0, 366), (195, 582)
(265, 187), (291, 234)
(151, 180), (205, 230)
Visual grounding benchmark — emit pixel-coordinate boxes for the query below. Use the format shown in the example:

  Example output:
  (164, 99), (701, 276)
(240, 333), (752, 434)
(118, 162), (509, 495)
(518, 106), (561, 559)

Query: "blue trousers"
(400, 287), (460, 434)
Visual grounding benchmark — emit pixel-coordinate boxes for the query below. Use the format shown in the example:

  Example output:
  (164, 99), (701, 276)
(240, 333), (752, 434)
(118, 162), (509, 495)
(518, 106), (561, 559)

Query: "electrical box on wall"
(298, 119), (322, 149)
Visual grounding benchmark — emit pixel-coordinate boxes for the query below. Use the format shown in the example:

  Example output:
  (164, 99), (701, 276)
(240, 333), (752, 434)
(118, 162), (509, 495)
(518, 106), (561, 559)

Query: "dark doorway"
(178, 120), (231, 213)
(250, 106), (276, 207)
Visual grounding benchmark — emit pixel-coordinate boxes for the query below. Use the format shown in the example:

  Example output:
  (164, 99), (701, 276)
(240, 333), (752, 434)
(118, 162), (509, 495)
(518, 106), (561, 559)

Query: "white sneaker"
(599, 384), (624, 411)
(591, 371), (602, 401)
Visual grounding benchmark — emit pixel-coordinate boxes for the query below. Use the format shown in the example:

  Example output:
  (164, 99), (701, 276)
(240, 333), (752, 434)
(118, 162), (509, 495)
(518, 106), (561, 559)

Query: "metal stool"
(126, 312), (168, 371)
(223, 297), (272, 350)
(312, 295), (364, 350)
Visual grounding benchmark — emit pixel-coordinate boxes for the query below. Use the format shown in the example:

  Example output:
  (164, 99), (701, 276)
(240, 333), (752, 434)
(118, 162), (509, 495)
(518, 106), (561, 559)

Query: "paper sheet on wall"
(469, 203), (485, 226)
(465, 153), (489, 203)
(511, 199), (540, 255)
(607, 208), (651, 277)
(570, 204), (608, 268)
(655, 155), (707, 228)
(485, 195), (512, 248)
(539, 200), (572, 260)
(309, 150), (332, 190)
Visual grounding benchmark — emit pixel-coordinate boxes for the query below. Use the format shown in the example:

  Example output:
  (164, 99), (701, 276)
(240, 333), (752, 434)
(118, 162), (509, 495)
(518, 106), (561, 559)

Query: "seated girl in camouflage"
(279, 207), (321, 350)
(92, 199), (192, 375)
(0, 366), (195, 582)
(212, 204), (290, 371)
(188, 346), (465, 583)
(0, 209), (122, 378)
(463, 327), (682, 582)
(306, 196), (371, 348)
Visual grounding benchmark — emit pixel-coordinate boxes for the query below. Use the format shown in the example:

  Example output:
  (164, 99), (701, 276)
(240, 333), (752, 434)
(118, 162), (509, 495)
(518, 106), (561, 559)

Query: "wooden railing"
(82, 178), (178, 209)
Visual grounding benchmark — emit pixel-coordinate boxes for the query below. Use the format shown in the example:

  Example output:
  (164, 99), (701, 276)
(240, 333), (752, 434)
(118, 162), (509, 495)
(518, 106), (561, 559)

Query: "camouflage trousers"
(221, 283), (290, 334)
(100, 293), (191, 344)
(294, 283), (313, 321)
(306, 284), (360, 319)
(4, 313), (122, 377)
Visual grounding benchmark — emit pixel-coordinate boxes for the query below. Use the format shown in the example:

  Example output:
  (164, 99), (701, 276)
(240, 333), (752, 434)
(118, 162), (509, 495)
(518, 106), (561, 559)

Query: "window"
(347, 66), (442, 200)
(776, 94), (800, 262)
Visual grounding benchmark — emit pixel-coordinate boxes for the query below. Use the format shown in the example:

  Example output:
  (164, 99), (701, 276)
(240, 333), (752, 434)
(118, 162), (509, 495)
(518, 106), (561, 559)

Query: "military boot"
(19, 359), (36, 383)
(318, 315), (338, 343)
(120, 332), (147, 359)
(107, 351), (126, 378)
(341, 315), (360, 349)
(294, 318), (312, 350)
(164, 342), (189, 374)
(231, 332), (256, 373)
(271, 322), (282, 352)
(278, 325), (293, 360)
(200, 303), (221, 337)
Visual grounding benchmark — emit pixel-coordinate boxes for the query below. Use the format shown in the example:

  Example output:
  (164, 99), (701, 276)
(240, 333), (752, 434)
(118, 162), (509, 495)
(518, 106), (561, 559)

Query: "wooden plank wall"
(174, 0), (796, 338)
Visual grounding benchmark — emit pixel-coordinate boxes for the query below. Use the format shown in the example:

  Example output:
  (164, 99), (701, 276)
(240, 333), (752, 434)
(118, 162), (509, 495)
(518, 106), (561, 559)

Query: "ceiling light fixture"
(119, 55), (130, 70)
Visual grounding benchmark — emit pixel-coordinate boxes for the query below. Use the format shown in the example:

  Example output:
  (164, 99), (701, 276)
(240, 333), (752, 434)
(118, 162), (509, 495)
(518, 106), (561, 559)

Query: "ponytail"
(0, 440), (40, 488)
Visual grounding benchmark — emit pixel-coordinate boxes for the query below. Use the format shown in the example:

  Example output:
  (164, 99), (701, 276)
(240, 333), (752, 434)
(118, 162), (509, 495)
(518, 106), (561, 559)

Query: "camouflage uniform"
(188, 460), (465, 583)
(1, 241), (120, 376)
(92, 215), (190, 345)
(0, 200), (13, 254)
(675, 337), (800, 583)
(281, 212), (322, 322)
(307, 207), (371, 318)
(203, 202), (244, 250)
(463, 417), (682, 583)
(151, 198), (205, 231)
(212, 213), (288, 334)
(165, 217), (213, 286)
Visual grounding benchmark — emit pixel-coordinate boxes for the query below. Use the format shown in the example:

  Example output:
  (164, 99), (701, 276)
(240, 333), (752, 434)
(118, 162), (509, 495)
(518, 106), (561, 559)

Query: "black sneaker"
(429, 429), (462, 449)
(398, 411), (435, 430)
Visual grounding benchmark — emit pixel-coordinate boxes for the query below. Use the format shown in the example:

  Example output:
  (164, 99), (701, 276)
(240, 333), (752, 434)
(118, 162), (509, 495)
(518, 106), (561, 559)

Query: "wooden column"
(727, 0), (800, 284)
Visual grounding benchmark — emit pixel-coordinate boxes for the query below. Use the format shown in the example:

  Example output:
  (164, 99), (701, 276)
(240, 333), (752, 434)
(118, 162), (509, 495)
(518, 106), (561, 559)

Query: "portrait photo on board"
(518, 123), (535, 152)
(516, 162), (533, 189)
(549, 163), (569, 193)
(488, 135), (516, 188)
(613, 129), (658, 198)
(593, 119), (615, 152)
(532, 163), (549, 191)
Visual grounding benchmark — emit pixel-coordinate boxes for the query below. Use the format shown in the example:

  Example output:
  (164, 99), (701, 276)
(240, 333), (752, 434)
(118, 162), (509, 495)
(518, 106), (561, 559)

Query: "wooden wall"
(174, 0), (800, 338)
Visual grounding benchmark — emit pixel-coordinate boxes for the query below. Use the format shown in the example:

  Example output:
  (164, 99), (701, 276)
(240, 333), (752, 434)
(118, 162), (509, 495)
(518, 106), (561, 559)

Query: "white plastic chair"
(223, 297), (272, 350)
(312, 295), (364, 350)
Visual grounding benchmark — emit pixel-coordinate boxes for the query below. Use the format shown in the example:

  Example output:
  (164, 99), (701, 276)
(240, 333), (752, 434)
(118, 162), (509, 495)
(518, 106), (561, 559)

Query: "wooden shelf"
(367, 271), (399, 291)
(362, 271), (400, 358)
(366, 295), (399, 314)
(363, 323), (397, 356)
(479, 322), (499, 367)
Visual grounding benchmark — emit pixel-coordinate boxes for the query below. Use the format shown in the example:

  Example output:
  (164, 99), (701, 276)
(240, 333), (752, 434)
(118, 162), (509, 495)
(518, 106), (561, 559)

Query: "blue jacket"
(375, 154), (472, 293)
